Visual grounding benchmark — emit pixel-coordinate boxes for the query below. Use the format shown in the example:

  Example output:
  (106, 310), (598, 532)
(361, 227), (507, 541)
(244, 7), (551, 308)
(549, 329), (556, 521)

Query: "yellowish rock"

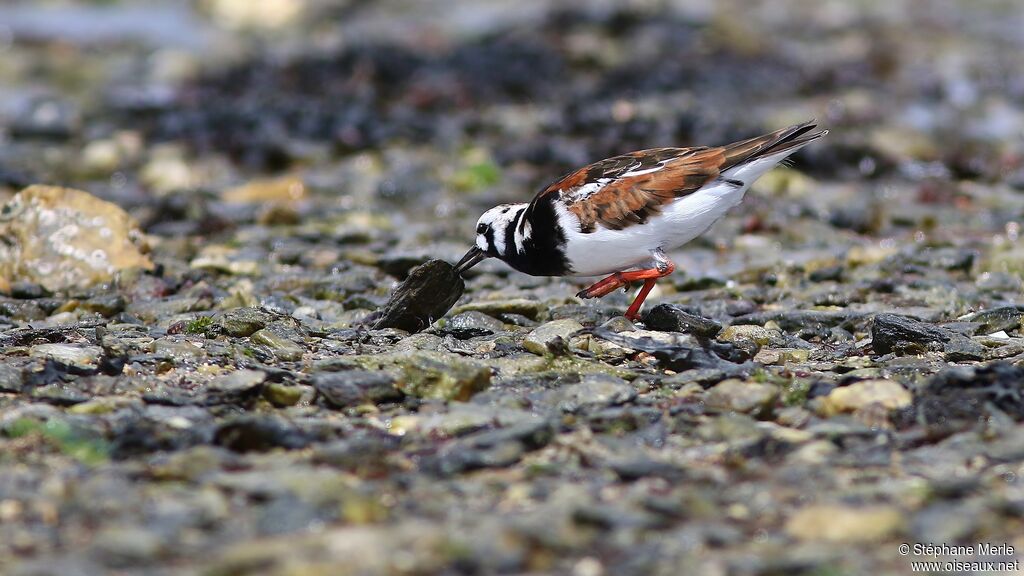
(819, 379), (913, 416)
(753, 348), (810, 365)
(718, 325), (784, 347)
(0, 186), (152, 293)
(705, 379), (779, 415)
(786, 504), (905, 542)
(221, 176), (306, 204)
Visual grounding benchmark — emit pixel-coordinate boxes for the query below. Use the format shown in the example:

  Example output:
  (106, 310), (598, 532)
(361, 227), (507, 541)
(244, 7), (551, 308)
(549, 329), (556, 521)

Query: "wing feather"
(531, 121), (822, 233)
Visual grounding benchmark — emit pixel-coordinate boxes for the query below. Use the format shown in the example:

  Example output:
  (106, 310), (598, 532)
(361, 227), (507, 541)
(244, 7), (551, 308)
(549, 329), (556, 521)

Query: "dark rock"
(808, 265), (844, 282)
(373, 259), (464, 333)
(81, 295), (127, 317)
(313, 370), (403, 408)
(906, 362), (1024, 429)
(313, 435), (403, 475)
(961, 306), (1024, 334)
(9, 282), (49, 299)
(871, 312), (948, 352)
(427, 419), (554, 475)
(642, 304), (722, 337)
(609, 458), (686, 481)
(871, 313), (984, 360)
(589, 327), (754, 372)
(214, 415), (311, 452)
(587, 406), (662, 432)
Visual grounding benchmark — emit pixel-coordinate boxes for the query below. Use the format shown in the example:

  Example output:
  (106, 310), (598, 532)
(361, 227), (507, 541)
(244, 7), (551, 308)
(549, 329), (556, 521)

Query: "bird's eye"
(476, 223), (487, 234)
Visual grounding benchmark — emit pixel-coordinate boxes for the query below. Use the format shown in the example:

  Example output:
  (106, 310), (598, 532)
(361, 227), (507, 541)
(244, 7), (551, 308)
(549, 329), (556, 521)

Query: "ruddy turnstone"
(456, 121), (827, 320)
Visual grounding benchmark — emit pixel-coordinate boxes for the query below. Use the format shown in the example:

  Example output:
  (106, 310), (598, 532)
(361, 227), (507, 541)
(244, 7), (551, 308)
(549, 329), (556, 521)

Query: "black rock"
(808, 265), (844, 282)
(871, 313), (984, 360)
(9, 282), (49, 300)
(214, 415), (311, 453)
(424, 420), (554, 476)
(589, 327), (753, 373)
(961, 306), (1024, 335)
(313, 370), (403, 408)
(372, 259), (464, 333)
(908, 362), (1024, 429)
(609, 458), (686, 481)
(642, 304), (722, 337)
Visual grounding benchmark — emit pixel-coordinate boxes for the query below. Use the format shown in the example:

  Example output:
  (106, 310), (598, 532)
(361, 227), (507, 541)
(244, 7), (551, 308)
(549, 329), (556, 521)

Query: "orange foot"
(576, 251), (675, 321)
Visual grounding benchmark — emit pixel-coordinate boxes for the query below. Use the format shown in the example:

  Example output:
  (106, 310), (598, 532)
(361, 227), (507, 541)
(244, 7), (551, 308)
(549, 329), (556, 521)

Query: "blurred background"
(2, 0), (1023, 274)
(4, 1), (1024, 575)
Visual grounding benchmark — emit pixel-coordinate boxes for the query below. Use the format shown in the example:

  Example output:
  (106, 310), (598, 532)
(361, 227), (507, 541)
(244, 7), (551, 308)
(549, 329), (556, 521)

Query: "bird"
(455, 121), (827, 321)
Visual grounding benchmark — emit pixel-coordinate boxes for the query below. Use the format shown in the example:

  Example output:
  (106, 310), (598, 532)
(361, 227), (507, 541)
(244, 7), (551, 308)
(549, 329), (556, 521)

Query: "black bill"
(455, 246), (488, 274)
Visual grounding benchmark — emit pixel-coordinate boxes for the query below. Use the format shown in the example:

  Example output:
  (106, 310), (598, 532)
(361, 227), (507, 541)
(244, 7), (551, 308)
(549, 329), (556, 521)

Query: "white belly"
(557, 153), (786, 277)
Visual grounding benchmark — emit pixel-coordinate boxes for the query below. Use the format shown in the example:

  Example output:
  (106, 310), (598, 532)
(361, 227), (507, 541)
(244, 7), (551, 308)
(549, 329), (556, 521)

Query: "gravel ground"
(2, 1), (1024, 574)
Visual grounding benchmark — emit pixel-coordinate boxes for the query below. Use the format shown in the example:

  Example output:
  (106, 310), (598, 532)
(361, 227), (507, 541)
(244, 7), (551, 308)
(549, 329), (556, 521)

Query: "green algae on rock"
(396, 351), (491, 401)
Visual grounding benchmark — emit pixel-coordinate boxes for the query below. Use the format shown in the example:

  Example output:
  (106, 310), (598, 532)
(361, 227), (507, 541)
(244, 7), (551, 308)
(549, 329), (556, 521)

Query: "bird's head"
(455, 204), (522, 273)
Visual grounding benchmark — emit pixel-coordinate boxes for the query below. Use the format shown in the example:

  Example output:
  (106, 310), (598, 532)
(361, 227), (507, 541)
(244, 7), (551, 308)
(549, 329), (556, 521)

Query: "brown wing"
(535, 121), (821, 233)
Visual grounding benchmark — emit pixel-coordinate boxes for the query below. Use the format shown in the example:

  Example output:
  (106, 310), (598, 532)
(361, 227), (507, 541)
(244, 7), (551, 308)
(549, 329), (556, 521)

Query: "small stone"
(443, 311), (505, 337)
(91, 526), (164, 566)
(642, 304), (722, 337)
(263, 383), (304, 407)
(221, 176), (306, 203)
(961, 306), (1024, 334)
(558, 374), (636, 411)
(870, 313), (948, 354)
(314, 371), (402, 408)
(523, 319), (585, 355)
(718, 325), (785, 347)
(754, 348), (810, 365)
(81, 294), (126, 317)
(213, 415), (310, 452)
(704, 379), (779, 416)
(397, 352), (491, 401)
(452, 298), (547, 321)
(69, 397), (137, 415)
(250, 329), (304, 361)
(0, 365), (23, 393)
(214, 307), (273, 337)
(819, 379), (912, 416)
(208, 369), (266, 395)
(871, 313), (984, 360)
(30, 343), (103, 369)
(153, 338), (206, 361)
(598, 316), (637, 333)
(786, 505), (904, 542)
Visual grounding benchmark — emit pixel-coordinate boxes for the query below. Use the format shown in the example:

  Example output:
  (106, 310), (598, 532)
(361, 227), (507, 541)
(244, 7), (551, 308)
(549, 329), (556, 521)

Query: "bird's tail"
(721, 121), (827, 169)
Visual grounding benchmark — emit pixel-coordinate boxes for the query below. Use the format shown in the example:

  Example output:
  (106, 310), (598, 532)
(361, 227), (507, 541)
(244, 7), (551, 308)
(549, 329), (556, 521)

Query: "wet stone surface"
(3, 1), (1024, 575)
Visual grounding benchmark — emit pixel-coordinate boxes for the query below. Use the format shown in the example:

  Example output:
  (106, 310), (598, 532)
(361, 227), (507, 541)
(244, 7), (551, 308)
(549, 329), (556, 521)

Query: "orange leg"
(624, 279), (658, 321)
(576, 250), (675, 320)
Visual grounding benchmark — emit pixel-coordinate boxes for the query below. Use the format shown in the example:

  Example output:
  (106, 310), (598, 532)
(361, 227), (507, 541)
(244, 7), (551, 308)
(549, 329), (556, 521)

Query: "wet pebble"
(704, 379), (779, 416)
(313, 370), (403, 408)
(642, 304), (722, 337)
(397, 351), (492, 401)
(523, 319), (584, 355)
